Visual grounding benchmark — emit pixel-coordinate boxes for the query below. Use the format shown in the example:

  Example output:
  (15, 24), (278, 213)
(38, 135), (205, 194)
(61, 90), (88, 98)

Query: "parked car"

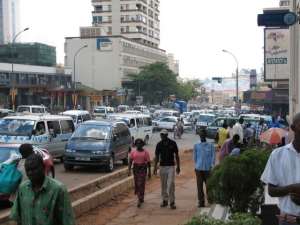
(195, 114), (216, 134)
(0, 144), (55, 202)
(0, 115), (75, 159)
(64, 120), (131, 172)
(94, 106), (115, 118)
(16, 105), (49, 114)
(61, 110), (92, 127)
(153, 116), (191, 131)
(107, 113), (153, 144)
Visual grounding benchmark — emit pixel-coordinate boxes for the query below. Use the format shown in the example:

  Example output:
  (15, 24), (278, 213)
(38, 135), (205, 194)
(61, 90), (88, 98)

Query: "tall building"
(80, 0), (160, 48)
(65, 0), (166, 98)
(0, 0), (20, 44)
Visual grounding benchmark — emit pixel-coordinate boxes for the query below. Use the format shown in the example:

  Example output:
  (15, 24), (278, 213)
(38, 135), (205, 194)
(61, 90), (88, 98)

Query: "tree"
(127, 62), (178, 104)
(176, 79), (201, 101)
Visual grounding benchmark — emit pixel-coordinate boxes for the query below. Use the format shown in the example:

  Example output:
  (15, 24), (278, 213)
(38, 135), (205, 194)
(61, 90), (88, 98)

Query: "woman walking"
(128, 139), (151, 208)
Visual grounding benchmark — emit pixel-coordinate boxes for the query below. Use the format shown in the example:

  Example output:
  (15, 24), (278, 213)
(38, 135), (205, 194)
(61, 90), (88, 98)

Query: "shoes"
(170, 202), (176, 210)
(137, 201), (142, 208)
(160, 201), (168, 208)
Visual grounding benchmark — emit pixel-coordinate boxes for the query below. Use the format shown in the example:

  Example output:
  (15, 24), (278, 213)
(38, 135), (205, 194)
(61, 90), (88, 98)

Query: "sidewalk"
(77, 152), (202, 225)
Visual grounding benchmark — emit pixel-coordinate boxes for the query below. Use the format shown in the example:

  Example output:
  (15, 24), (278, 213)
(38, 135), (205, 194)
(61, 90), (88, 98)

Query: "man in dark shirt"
(154, 129), (181, 209)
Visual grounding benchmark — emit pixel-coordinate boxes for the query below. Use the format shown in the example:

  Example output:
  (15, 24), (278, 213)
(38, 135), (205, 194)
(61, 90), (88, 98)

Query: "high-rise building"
(0, 0), (20, 44)
(80, 0), (160, 48)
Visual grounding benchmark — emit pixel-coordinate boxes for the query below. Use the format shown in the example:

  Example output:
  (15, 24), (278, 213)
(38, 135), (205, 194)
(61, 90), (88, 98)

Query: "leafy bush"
(185, 214), (261, 225)
(207, 149), (271, 214)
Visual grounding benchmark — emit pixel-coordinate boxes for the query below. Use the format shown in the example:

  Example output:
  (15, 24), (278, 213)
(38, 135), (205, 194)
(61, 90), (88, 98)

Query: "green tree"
(127, 62), (178, 104)
(176, 79), (201, 101)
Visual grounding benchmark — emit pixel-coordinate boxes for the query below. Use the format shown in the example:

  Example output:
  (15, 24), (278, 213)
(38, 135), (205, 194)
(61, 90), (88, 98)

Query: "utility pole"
(290, 0), (299, 118)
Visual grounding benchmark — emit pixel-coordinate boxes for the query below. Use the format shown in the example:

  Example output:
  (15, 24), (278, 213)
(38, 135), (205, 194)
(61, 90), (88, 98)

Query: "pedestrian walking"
(233, 118), (244, 144)
(153, 129), (180, 210)
(219, 134), (240, 161)
(10, 154), (75, 225)
(128, 139), (151, 208)
(255, 119), (267, 144)
(194, 129), (215, 208)
(216, 122), (229, 149)
(261, 113), (300, 225)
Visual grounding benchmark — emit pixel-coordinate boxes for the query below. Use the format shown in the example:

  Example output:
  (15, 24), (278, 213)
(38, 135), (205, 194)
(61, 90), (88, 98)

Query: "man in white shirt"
(261, 113), (300, 225)
(232, 118), (244, 144)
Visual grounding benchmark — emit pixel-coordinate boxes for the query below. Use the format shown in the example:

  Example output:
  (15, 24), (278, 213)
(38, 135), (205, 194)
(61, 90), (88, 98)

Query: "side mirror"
(113, 134), (118, 142)
(77, 119), (82, 124)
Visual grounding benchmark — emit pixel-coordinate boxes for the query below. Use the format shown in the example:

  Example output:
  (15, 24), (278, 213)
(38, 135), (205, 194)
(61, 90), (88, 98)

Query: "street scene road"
(55, 131), (200, 189)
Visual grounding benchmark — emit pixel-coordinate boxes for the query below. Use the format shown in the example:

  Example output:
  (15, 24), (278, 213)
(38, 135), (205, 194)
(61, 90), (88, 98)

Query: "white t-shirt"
(261, 144), (300, 216)
(232, 123), (244, 143)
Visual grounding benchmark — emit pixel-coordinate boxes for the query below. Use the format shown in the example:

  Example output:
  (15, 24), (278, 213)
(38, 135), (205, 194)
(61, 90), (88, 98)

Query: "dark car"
(64, 120), (131, 172)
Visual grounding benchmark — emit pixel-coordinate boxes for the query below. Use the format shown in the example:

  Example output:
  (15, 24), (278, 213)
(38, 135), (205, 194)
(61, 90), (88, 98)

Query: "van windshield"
(94, 108), (106, 114)
(72, 125), (111, 140)
(198, 115), (215, 123)
(0, 119), (35, 136)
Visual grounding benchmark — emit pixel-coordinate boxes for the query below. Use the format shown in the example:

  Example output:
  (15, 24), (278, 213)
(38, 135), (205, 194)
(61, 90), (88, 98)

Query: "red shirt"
(130, 149), (150, 165)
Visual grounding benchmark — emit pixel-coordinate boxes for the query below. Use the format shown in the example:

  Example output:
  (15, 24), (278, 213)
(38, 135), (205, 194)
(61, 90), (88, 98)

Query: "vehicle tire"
(64, 163), (74, 171)
(144, 135), (150, 145)
(48, 167), (55, 178)
(106, 155), (115, 172)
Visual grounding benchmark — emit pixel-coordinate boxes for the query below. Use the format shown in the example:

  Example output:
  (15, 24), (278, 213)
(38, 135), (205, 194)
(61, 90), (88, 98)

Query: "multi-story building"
(65, 36), (167, 92)
(65, 0), (167, 100)
(80, 0), (160, 48)
(0, 0), (20, 44)
(0, 42), (56, 66)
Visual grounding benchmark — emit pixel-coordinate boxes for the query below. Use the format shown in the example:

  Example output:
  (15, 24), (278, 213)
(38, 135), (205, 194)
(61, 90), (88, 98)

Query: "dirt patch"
(77, 151), (196, 225)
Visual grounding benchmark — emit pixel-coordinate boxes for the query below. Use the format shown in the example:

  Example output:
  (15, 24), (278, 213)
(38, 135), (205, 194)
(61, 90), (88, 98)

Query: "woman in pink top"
(128, 138), (151, 208)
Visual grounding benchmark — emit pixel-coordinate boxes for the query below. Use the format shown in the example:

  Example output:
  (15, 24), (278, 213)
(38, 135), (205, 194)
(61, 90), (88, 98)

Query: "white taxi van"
(0, 114), (75, 159)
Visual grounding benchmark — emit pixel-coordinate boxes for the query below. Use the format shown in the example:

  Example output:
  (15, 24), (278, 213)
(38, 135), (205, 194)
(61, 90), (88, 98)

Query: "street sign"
(258, 10), (298, 27)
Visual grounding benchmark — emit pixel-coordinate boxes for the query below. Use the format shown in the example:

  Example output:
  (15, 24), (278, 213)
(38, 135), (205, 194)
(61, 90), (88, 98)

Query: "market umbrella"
(260, 128), (288, 145)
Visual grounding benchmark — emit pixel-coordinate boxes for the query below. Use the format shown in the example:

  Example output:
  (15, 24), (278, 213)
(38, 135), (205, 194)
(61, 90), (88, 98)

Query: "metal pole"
(290, 0), (299, 118)
(73, 45), (88, 109)
(11, 27), (29, 111)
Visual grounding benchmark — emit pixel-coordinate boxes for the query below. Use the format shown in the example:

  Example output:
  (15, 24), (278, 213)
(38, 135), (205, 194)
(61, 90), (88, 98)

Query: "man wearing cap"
(154, 129), (181, 209)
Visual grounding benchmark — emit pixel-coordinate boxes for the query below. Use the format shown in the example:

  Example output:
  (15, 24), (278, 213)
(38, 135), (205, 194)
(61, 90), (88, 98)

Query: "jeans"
(195, 170), (210, 205)
(160, 166), (175, 203)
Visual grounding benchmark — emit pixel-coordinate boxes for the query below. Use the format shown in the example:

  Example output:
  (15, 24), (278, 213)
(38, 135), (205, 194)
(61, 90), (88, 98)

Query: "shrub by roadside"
(207, 149), (271, 214)
(185, 213), (261, 225)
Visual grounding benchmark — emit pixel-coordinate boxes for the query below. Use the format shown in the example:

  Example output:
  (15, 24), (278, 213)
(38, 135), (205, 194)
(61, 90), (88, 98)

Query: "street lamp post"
(11, 27), (30, 111)
(73, 45), (88, 109)
(222, 49), (239, 110)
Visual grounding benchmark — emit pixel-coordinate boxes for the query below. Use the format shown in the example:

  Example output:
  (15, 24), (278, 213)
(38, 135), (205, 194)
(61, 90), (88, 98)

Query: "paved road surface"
(55, 131), (200, 189)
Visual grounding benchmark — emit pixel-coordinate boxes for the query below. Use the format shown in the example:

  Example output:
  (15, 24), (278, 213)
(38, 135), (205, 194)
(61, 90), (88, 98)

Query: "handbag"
(0, 163), (23, 194)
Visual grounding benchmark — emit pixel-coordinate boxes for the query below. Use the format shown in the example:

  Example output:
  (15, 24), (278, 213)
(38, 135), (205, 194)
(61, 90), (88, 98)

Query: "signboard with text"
(264, 28), (290, 81)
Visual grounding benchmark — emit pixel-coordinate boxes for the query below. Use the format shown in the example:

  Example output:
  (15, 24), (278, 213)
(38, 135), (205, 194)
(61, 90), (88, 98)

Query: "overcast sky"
(20, 0), (278, 79)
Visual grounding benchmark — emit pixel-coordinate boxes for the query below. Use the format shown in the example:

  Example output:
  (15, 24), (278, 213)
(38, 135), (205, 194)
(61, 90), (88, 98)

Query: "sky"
(20, 0), (279, 79)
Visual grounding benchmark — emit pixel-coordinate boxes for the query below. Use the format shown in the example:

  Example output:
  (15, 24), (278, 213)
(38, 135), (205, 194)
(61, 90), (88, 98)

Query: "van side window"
(35, 122), (46, 135)
(60, 120), (75, 134)
(129, 119), (135, 128)
(137, 118), (144, 128)
(47, 121), (61, 135)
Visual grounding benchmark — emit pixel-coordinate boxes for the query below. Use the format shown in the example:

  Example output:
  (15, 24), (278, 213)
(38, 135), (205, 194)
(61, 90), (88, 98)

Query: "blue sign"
(258, 10), (298, 27)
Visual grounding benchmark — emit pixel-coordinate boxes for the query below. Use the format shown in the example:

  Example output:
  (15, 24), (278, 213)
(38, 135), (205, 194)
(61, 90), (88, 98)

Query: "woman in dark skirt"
(128, 139), (151, 208)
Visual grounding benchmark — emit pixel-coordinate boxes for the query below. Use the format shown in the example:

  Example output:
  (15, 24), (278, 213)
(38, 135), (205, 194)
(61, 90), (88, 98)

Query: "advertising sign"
(97, 38), (113, 51)
(264, 28), (289, 81)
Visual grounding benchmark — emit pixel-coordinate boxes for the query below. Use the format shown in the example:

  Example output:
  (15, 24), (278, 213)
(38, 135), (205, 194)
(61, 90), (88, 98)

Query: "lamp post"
(222, 49), (239, 110)
(11, 27), (30, 111)
(73, 45), (88, 109)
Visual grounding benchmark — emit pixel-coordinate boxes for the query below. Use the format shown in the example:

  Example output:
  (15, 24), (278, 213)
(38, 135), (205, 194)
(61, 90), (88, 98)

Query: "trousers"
(160, 166), (175, 203)
(195, 170), (210, 205)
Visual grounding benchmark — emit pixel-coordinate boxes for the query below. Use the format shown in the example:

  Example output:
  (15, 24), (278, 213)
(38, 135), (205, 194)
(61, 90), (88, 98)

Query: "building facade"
(0, 42), (56, 66)
(0, 0), (20, 44)
(81, 0), (160, 48)
(65, 36), (167, 92)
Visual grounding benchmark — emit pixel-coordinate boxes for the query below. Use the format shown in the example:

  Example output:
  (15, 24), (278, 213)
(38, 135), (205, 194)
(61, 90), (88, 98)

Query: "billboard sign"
(264, 28), (289, 81)
(97, 38), (113, 51)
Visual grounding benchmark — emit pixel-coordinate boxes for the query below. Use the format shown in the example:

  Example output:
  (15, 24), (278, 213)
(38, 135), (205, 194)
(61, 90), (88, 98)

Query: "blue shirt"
(193, 142), (215, 171)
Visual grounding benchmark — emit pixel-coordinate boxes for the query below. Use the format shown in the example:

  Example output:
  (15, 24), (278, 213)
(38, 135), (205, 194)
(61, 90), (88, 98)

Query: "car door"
(46, 120), (63, 158)
(60, 120), (75, 155)
(112, 125), (123, 161)
(118, 123), (130, 159)
(207, 119), (223, 139)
